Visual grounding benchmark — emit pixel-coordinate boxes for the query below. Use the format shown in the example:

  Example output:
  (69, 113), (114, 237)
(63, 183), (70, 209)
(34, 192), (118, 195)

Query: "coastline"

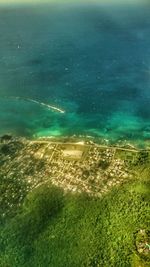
(0, 133), (149, 198)
(2, 132), (149, 150)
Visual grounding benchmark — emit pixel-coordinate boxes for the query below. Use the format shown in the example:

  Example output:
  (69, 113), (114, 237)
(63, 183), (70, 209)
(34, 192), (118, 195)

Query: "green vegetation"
(135, 152), (150, 166)
(0, 174), (28, 223)
(98, 159), (110, 170)
(0, 140), (23, 156)
(135, 229), (150, 261)
(0, 166), (149, 267)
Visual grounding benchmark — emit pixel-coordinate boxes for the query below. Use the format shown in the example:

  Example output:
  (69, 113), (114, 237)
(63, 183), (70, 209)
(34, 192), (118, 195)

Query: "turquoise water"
(0, 2), (150, 144)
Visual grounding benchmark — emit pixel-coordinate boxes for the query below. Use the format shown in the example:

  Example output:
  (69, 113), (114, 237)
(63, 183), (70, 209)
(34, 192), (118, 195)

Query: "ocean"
(0, 1), (150, 146)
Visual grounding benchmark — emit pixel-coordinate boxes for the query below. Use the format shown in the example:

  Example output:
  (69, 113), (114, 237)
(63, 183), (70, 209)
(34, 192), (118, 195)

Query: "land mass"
(0, 135), (150, 267)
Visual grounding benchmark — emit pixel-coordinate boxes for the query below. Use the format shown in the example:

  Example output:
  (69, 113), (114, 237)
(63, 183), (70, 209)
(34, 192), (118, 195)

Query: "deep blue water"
(0, 2), (150, 145)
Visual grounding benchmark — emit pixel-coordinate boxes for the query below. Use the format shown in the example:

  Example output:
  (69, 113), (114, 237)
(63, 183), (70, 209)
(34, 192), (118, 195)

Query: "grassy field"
(0, 165), (150, 267)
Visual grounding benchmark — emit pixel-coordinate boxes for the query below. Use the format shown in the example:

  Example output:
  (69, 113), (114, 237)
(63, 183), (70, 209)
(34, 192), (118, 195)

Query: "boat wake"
(1, 96), (66, 114)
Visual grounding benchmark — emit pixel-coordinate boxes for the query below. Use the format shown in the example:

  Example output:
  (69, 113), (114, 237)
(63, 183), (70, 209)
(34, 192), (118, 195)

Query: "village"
(0, 135), (149, 220)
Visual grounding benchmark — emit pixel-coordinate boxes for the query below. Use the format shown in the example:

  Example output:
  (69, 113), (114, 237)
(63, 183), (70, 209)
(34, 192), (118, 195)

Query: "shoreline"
(1, 133), (149, 151)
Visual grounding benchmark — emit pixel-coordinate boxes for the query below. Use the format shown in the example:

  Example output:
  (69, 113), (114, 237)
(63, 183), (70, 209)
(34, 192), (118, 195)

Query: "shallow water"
(0, 2), (150, 145)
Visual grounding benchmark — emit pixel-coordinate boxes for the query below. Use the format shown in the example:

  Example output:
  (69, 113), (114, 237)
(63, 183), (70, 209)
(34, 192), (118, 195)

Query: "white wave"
(9, 96), (66, 114)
